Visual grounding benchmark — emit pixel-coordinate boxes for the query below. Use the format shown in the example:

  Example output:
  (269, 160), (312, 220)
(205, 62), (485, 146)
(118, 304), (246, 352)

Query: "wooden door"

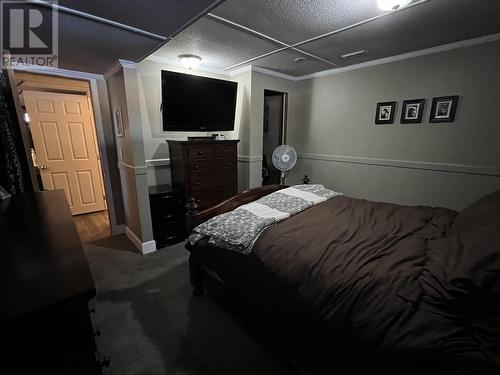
(24, 91), (106, 215)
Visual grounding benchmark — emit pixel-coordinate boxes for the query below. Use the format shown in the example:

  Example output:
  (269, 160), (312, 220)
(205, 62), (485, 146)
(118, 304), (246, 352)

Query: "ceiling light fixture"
(178, 54), (202, 69)
(341, 50), (367, 59)
(377, 0), (411, 11)
(294, 57), (307, 63)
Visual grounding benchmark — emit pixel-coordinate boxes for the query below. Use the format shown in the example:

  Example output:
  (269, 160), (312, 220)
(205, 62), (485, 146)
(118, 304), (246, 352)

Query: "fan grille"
(272, 145), (297, 172)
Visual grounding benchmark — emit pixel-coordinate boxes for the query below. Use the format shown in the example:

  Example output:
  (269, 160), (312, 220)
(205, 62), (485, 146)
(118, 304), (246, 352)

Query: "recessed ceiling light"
(377, 0), (411, 11)
(178, 54), (202, 69)
(294, 57), (307, 63)
(341, 50), (367, 59)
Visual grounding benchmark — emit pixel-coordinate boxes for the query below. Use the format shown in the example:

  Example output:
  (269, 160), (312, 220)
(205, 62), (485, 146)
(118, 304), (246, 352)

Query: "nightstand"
(149, 184), (186, 248)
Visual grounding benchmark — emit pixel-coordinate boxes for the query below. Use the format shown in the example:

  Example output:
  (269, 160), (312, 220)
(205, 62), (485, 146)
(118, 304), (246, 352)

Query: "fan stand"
(280, 171), (286, 185)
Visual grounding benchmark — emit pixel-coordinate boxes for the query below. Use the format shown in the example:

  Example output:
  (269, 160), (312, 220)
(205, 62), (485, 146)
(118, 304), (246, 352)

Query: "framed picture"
(113, 108), (124, 137)
(401, 99), (425, 124)
(430, 96), (459, 123)
(375, 101), (396, 124)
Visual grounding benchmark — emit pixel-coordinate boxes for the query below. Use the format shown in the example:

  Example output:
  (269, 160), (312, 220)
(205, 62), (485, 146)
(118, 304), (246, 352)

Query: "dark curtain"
(0, 70), (31, 195)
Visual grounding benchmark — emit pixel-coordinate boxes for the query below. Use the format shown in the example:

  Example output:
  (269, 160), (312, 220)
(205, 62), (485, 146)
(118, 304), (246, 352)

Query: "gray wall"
(288, 40), (500, 210)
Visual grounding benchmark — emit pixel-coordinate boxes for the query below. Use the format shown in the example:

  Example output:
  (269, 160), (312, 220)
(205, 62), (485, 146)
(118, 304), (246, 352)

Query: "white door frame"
(15, 66), (123, 235)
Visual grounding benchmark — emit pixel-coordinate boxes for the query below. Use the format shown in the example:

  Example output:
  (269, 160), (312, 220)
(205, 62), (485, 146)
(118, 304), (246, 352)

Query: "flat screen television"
(161, 70), (238, 131)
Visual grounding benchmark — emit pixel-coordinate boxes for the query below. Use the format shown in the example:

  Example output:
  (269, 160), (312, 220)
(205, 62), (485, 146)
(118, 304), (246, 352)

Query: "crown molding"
(103, 59), (137, 80)
(249, 66), (299, 81)
(297, 32), (500, 81)
(227, 65), (252, 77)
(103, 61), (121, 80)
(14, 64), (103, 81)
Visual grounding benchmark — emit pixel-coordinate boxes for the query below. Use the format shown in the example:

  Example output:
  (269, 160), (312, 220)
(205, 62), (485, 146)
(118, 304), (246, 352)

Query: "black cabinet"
(149, 184), (186, 248)
(0, 190), (106, 374)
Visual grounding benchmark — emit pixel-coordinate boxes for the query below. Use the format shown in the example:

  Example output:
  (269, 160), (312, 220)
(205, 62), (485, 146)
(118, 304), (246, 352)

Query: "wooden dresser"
(0, 190), (107, 374)
(167, 139), (239, 211)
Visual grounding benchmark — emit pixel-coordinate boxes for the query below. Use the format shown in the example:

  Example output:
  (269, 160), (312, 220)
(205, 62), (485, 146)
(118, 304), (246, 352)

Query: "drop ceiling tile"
(241, 49), (334, 77)
(59, 0), (221, 37)
(299, 0), (500, 67)
(54, 9), (161, 74)
(212, 0), (385, 44)
(153, 17), (283, 70)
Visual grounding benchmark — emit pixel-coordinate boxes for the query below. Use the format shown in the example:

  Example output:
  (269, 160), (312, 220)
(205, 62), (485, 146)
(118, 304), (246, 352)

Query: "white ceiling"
(153, 0), (500, 77)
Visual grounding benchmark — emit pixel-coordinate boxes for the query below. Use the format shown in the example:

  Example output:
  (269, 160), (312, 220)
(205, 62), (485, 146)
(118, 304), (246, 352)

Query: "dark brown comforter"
(189, 195), (500, 374)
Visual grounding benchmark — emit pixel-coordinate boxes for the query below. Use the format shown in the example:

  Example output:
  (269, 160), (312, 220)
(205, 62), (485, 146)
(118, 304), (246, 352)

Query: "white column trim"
(145, 158), (170, 167)
(238, 155), (263, 163)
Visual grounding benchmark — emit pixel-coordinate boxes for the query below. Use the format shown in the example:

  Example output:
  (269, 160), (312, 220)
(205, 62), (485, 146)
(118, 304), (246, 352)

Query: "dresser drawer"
(190, 171), (236, 191)
(151, 209), (183, 225)
(214, 144), (236, 157)
(150, 196), (183, 215)
(187, 145), (214, 160)
(189, 159), (236, 173)
(153, 220), (186, 247)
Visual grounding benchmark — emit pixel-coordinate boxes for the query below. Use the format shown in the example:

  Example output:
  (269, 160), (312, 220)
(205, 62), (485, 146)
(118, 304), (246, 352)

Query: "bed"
(185, 185), (500, 375)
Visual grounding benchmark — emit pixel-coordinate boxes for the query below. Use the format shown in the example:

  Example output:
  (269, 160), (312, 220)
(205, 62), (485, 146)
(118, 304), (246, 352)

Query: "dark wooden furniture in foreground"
(149, 184), (186, 248)
(167, 139), (239, 213)
(0, 190), (107, 374)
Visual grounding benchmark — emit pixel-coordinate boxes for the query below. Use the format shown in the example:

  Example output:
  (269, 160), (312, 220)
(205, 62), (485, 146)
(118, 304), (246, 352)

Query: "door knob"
(38, 165), (48, 170)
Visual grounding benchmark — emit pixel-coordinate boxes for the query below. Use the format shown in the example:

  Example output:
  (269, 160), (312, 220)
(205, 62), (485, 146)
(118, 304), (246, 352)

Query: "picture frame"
(113, 107), (124, 137)
(401, 99), (425, 124)
(375, 101), (396, 124)
(430, 96), (459, 123)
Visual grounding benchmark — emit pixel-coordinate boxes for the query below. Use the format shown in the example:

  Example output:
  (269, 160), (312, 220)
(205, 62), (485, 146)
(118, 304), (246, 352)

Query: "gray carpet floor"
(84, 235), (291, 375)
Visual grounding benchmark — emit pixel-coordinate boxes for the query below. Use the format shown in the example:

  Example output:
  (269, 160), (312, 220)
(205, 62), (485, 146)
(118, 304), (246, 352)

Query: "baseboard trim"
(125, 226), (157, 254)
(298, 153), (500, 177)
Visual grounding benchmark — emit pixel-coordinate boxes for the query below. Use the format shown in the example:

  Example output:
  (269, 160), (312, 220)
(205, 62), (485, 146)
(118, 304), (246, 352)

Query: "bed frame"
(185, 184), (287, 230)
(185, 184), (287, 295)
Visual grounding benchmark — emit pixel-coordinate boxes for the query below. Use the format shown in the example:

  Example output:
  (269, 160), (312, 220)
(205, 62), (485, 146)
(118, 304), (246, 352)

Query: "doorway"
(262, 90), (287, 186)
(16, 72), (111, 242)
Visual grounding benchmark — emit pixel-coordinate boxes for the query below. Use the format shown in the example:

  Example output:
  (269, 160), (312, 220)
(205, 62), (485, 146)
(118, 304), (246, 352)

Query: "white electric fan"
(272, 144), (297, 184)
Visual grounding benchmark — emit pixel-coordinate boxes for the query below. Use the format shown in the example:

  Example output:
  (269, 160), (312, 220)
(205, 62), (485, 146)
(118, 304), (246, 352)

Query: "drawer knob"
(195, 182), (200, 186)
(194, 165), (199, 169)
(222, 149), (227, 153)
(226, 162), (231, 167)
(198, 150), (203, 155)
(164, 214), (174, 220)
(165, 235), (176, 241)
